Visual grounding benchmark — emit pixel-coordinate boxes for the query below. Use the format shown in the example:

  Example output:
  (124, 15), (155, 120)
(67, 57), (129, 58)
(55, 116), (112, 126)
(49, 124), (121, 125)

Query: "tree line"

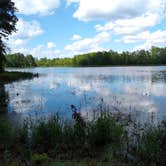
(5, 53), (37, 67)
(4, 46), (166, 68)
(36, 46), (166, 67)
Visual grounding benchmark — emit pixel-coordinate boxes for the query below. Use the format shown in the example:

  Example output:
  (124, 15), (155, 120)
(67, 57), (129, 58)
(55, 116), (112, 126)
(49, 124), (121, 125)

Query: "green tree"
(5, 53), (37, 67)
(0, 0), (18, 72)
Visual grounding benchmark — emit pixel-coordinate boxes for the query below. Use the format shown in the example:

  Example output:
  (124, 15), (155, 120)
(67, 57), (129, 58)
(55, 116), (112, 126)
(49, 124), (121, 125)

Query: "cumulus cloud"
(117, 29), (166, 50)
(47, 42), (56, 49)
(66, 0), (80, 6)
(5, 19), (61, 59)
(71, 34), (82, 41)
(95, 22), (114, 32)
(69, 0), (165, 21)
(31, 43), (61, 59)
(11, 42), (61, 59)
(115, 29), (166, 50)
(13, 19), (43, 39)
(134, 30), (166, 50)
(95, 13), (161, 35)
(13, 0), (60, 15)
(7, 19), (43, 50)
(68, 0), (166, 51)
(65, 32), (110, 55)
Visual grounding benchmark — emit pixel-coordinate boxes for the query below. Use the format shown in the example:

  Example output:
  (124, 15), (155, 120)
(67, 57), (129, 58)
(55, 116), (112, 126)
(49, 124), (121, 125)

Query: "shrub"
(0, 119), (11, 149)
(31, 116), (62, 152)
(88, 115), (124, 147)
(31, 153), (49, 166)
(138, 126), (166, 166)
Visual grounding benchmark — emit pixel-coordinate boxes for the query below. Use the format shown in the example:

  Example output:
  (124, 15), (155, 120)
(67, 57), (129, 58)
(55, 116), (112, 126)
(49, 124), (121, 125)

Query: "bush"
(6, 109), (166, 165)
(31, 153), (49, 166)
(0, 119), (11, 149)
(138, 126), (166, 166)
(88, 115), (124, 147)
(31, 116), (62, 152)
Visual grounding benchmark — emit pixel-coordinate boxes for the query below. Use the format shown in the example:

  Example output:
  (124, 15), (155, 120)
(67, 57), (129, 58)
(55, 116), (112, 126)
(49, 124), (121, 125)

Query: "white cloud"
(47, 42), (56, 49)
(118, 30), (166, 50)
(122, 31), (150, 44)
(95, 13), (161, 35)
(11, 42), (61, 59)
(13, 19), (43, 39)
(7, 19), (43, 50)
(95, 22), (114, 32)
(13, 0), (60, 15)
(5, 19), (61, 59)
(120, 30), (166, 50)
(66, 0), (80, 6)
(113, 13), (161, 35)
(71, 34), (82, 41)
(65, 32), (110, 55)
(70, 0), (166, 52)
(70, 0), (165, 21)
(134, 30), (166, 50)
(31, 43), (61, 59)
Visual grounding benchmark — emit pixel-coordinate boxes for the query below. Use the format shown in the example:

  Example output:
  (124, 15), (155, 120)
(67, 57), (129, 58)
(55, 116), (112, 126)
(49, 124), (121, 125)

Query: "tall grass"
(0, 108), (166, 165)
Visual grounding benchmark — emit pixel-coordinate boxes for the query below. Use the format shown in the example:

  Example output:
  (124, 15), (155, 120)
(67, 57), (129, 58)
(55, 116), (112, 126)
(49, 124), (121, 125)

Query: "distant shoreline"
(5, 65), (166, 69)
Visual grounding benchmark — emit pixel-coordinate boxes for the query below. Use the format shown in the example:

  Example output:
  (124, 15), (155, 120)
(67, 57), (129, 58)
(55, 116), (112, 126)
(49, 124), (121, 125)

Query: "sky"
(5, 0), (166, 59)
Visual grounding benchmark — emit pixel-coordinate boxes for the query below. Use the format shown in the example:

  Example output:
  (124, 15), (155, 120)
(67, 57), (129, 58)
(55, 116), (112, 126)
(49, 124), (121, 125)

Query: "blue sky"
(6, 0), (166, 59)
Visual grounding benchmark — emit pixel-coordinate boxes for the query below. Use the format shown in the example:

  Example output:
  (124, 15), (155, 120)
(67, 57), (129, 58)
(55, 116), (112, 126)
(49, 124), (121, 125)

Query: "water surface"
(3, 66), (166, 122)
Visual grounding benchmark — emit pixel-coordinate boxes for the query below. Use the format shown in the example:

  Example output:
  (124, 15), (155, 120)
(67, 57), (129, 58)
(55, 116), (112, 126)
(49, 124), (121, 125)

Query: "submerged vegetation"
(0, 106), (166, 166)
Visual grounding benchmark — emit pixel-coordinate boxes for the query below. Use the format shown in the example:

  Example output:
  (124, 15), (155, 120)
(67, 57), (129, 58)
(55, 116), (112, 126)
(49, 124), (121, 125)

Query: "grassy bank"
(0, 71), (38, 84)
(0, 108), (166, 166)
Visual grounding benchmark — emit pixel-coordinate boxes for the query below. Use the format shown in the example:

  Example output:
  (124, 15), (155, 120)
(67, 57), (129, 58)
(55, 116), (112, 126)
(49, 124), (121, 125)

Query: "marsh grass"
(0, 107), (166, 166)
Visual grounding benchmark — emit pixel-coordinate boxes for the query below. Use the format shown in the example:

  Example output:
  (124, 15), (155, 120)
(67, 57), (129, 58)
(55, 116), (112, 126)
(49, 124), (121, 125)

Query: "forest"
(36, 46), (166, 67)
(4, 46), (166, 68)
(5, 53), (37, 68)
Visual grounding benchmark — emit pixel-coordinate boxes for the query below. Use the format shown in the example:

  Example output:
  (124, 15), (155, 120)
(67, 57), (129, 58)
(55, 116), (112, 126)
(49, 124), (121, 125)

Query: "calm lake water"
(2, 66), (166, 123)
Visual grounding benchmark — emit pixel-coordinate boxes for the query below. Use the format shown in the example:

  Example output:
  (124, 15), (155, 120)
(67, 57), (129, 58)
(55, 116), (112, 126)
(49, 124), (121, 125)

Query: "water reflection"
(4, 66), (166, 122)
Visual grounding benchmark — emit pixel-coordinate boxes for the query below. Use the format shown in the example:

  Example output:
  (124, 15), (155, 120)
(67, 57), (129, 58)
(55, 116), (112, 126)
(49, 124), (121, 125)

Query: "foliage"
(5, 46), (166, 68)
(0, 108), (166, 165)
(0, 118), (11, 149)
(31, 153), (49, 166)
(137, 126), (166, 166)
(0, 0), (18, 71)
(36, 46), (166, 67)
(36, 57), (73, 67)
(31, 115), (63, 153)
(88, 115), (123, 147)
(5, 53), (37, 68)
(0, 110), (125, 162)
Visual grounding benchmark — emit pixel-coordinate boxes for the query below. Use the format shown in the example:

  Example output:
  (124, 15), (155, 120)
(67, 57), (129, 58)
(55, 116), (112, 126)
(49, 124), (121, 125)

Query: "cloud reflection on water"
(5, 67), (166, 122)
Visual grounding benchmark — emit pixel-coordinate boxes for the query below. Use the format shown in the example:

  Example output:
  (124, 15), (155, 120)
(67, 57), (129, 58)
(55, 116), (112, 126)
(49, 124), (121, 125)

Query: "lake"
(2, 66), (166, 123)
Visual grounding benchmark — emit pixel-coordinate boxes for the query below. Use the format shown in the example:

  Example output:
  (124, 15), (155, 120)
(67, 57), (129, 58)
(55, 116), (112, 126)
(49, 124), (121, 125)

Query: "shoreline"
(0, 71), (38, 84)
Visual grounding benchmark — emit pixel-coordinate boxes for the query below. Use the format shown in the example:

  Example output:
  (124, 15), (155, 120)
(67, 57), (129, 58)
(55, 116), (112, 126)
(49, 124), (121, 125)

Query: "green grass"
(0, 113), (125, 165)
(0, 110), (166, 166)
